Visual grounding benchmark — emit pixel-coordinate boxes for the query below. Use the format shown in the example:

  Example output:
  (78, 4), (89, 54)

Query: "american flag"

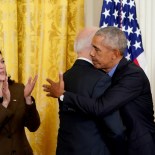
(99, 0), (146, 70)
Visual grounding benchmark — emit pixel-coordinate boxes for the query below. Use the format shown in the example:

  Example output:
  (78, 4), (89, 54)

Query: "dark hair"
(8, 76), (15, 85)
(0, 50), (15, 85)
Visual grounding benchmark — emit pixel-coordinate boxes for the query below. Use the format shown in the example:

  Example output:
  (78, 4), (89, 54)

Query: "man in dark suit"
(44, 26), (155, 155)
(43, 27), (126, 155)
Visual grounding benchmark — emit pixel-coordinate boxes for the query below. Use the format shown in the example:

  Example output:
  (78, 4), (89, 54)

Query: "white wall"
(84, 0), (155, 105)
(84, 0), (102, 27)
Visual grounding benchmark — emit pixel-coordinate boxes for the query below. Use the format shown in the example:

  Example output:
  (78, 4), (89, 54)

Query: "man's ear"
(112, 49), (120, 60)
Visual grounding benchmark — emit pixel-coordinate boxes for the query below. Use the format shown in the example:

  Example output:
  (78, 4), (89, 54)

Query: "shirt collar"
(77, 57), (93, 65)
(107, 64), (118, 77)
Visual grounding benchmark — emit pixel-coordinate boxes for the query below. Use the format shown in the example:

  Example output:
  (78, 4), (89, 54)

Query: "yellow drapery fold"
(0, 0), (84, 154)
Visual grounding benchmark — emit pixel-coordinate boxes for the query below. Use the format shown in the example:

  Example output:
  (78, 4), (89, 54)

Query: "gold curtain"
(0, 0), (84, 155)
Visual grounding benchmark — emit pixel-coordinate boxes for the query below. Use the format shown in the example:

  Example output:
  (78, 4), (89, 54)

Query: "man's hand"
(43, 73), (64, 98)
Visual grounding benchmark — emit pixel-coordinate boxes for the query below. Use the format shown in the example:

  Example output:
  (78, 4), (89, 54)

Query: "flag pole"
(120, 0), (123, 29)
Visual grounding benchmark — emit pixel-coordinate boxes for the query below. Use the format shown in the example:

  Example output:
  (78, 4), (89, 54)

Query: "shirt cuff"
(59, 94), (64, 101)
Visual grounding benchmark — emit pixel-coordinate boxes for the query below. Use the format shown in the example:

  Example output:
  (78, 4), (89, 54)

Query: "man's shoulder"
(65, 62), (106, 77)
(117, 58), (145, 75)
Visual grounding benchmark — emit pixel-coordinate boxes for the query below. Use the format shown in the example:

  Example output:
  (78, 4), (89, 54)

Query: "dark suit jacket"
(63, 57), (155, 155)
(0, 83), (40, 155)
(56, 59), (126, 155)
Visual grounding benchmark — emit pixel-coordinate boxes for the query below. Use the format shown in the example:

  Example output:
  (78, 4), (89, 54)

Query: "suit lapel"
(73, 59), (94, 68)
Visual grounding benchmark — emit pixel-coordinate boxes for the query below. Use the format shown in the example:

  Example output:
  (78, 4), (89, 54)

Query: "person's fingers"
(42, 84), (52, 92)
(27, 77), (32, 84)
(5, 79), (8, 88)
(59, 73), (63, 81)
(42, 84), (51, 88)
(43, 89), (50, 92)
(3, 77), (8, 89)
(46, 78), (54, 85)
(47, 93), (52, 97)
(59, 73), (63, 84)
(59, 73), (64, 92)
(32, 75), (38, 84)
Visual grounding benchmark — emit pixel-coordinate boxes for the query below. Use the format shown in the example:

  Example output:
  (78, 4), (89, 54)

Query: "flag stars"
(127, 40), (131, 49)
(126, 26), (133, 35)
(128, 13), (134, 22)
(105, 0), (112, 4)
(122, 26), (126, 32)
(99, 0), (144, 62)
(134, 28), (141, 37)
(114, 0), (120, 5)
(101, 22), (108, 28)
(122, 0), (128, 7)
(126, 53), (131, 60)
(113, 10), (118, 19)
(128, 0), (135, 9)
(133, 41), (141, 50)
(113, 23), (118, 27)
(121, 11), (126, 21)
(102, 9), (110, 18)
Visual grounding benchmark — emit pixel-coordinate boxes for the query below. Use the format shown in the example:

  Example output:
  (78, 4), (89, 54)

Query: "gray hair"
(95, 26), (127, 55)
(74, 27), (99, 53)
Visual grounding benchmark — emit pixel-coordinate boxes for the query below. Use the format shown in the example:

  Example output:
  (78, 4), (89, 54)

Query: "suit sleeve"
(24, 96), (40, 132)
(91, 73), (126, 147)
(91, 74), (111, 98)
(63, 70), (144, 117)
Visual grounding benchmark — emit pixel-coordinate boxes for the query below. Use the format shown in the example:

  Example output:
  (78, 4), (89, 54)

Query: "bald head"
(74, 27), (99, 55)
